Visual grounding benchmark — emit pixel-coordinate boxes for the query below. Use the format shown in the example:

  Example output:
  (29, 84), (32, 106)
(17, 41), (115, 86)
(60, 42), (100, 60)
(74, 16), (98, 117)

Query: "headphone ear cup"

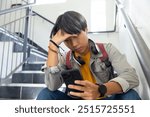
(91, 45), (99, 55)
(76, 56), (85, 65)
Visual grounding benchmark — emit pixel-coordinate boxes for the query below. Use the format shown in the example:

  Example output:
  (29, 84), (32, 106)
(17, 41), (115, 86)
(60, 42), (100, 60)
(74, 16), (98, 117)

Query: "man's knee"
(116, 89), (141, 100)
(36, 88), (53, 100)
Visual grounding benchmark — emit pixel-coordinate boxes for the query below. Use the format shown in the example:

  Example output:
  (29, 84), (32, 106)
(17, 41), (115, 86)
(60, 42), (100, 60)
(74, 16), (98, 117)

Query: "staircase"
(0, 0), (66, 100)
(0, 0), (51, 99)
(0, 41), (46, 99)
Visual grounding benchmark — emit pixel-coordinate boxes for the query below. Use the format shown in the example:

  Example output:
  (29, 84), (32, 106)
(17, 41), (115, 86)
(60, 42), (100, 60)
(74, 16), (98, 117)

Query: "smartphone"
(61, 69), (83, 93)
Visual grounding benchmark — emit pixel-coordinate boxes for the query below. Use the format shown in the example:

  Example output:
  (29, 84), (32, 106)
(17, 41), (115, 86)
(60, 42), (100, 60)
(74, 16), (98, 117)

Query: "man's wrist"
(49, 41), (59, 49)
(49, 40), (59, 48)
(48, 46), (58, 54)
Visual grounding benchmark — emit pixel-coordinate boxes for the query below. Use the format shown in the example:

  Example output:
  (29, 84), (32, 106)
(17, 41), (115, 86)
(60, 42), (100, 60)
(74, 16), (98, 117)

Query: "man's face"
(64, 30), (89, 55)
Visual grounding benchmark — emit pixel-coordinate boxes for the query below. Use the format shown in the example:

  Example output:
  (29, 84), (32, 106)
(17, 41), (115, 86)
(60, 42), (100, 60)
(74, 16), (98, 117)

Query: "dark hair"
(50, 11), (87, 38)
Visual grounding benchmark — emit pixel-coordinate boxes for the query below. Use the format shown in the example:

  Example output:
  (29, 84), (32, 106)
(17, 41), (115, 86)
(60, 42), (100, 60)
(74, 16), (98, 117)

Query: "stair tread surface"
(0, 85), (45, 99)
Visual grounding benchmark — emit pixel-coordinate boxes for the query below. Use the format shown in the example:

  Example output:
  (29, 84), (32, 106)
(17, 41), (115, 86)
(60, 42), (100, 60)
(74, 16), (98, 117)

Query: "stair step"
(21, 87), (44, 99)
(27, 54), (46, 62)
(12, 73), (44, 83)
(0, 85), (44, 99)
(22, 63), (44, 71)
(0, 86), (20, 99)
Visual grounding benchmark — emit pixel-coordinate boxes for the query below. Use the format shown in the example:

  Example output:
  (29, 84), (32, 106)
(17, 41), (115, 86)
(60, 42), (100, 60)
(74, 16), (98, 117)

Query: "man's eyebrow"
(66, 35), (78, 40)
(71, 34), (79, 37)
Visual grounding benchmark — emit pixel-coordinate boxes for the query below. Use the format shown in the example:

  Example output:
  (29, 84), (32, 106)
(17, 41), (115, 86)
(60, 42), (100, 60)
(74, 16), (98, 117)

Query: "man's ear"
(85, 28), (88, 33)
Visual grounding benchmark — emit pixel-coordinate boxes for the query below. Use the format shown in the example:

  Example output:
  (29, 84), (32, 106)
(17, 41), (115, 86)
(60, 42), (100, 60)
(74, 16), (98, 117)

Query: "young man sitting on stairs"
(37, 11), (141, 100)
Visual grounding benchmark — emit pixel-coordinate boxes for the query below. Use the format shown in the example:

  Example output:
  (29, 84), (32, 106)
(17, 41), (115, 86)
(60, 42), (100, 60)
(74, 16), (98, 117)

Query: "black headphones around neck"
(73, 44), (99, 66)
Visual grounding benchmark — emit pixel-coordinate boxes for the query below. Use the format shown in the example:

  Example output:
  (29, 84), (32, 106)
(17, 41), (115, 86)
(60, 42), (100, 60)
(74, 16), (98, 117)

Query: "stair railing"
(115, 0), (150, 87)
(0, 0), (56, 84)
(0, 0), (36, 84)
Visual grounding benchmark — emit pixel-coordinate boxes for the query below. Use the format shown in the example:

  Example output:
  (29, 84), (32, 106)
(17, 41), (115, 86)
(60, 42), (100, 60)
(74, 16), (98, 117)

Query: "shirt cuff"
(110, 77), (130, 92)
(48, 66), (60, 73)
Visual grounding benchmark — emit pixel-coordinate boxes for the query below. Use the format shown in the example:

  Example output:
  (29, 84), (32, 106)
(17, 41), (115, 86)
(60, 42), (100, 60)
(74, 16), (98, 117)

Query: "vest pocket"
(92, 62), (110, 83)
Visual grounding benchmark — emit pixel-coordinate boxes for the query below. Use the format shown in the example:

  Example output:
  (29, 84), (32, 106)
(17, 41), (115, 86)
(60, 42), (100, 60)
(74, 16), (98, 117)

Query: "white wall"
(32, 0), (91, 30)
(122, 0), (150, 49)
(119, 21), (150, 100)
(118, 0), (150, 99)
(32, 0), (116, 32)
(29, 15), (53, 51)
(31, 0), (117, 51)
(88, 33), (119, 49)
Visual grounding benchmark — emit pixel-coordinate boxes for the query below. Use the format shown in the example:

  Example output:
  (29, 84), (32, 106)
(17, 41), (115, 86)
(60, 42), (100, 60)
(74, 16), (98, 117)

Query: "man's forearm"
(47, 42), (59, 67)
(104, 81), (123, 95)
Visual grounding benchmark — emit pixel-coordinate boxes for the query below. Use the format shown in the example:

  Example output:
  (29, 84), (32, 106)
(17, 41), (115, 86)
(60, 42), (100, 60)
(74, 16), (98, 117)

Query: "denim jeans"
(36, 88), (141, 100)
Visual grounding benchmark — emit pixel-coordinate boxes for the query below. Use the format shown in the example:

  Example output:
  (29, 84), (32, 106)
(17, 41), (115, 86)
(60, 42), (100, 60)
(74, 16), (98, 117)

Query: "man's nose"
(71, 39), (78, 47)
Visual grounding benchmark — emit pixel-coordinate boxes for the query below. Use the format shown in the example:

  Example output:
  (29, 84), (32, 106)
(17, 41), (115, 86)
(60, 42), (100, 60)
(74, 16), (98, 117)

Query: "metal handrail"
(0, 15), (27, 27)
(32, 11), (55, 25)
(0, 1), (36, 81)
(0, 28), (37, 49)
(115, 0), (150, 86)
(32, 6), (117, 34)
(88, 5), (117, 34)
(0, 2), (35, 15)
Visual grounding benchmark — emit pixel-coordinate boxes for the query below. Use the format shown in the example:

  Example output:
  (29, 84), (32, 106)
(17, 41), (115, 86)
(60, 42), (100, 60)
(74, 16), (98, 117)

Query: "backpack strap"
(97, 43), (112, 67)
(96, 43), (108, 61)
(97, 43), (115, 78)
(66, 50), (72, 69)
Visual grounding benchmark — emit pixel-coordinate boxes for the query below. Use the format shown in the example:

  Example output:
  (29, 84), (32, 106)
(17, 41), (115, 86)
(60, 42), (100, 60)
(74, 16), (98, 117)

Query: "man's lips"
(75, 47), (83, 52)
